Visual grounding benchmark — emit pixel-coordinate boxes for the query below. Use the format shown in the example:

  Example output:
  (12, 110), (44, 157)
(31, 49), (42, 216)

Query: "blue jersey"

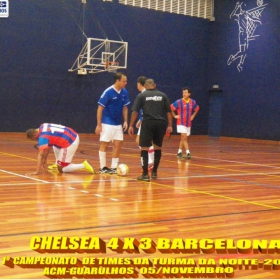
(138, 90), (145, 122)
(98, 86), (130, 125)
(139, 109), (143, 121)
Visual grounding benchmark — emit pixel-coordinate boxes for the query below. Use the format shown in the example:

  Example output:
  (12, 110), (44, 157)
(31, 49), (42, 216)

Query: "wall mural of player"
(227, 0), (268, 72)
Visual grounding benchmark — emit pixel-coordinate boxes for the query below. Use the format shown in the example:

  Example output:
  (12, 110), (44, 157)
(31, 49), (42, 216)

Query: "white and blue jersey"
(138, 89), (145, 122)
(139, 109), (143, 121)
(98, 86), (130, 125)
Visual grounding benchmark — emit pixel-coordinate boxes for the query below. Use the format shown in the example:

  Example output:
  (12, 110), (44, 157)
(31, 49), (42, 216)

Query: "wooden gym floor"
(1, 133), (280, 279)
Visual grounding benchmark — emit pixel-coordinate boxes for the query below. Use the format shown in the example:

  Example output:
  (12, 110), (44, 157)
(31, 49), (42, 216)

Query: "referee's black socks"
(153, 149), (162, 172)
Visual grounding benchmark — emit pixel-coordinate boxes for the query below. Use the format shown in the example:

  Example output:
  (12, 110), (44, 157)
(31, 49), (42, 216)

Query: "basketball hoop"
(105, 61), (120, 72)
(68, 38), (127, 74)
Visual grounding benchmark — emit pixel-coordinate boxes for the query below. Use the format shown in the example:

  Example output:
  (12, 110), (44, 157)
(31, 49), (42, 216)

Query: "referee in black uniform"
(128, 79), (173, 182)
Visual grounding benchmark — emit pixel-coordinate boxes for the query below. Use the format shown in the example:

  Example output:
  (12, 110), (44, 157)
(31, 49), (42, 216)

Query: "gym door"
(208, 89), (223, 137)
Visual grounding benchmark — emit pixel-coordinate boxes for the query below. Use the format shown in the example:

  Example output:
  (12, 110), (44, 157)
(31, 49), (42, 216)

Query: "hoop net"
(105, 61), (120, 72)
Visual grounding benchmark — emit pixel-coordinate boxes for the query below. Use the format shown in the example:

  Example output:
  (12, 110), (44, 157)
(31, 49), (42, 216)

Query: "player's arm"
(42, 148), (51, 169)
(29, 148), (50, 175)
(136, 119), (142, 129)
(128, 111), (139, 136)
(95, 105), (104, 135)
(166, 112), (173, 134)
(128, 95), (141, 135)
(122, 106), (128, 131)
(171, 110), (179, 119)
(191, 105), (200, 121)
(170, 104), (180, 119)
(164, 96), (173, 134)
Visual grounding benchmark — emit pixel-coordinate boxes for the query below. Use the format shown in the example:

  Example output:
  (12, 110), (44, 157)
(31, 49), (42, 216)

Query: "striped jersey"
(98, 85), (130, 125)
(170, 98), (199, 127)
(38, 123), (77, 150)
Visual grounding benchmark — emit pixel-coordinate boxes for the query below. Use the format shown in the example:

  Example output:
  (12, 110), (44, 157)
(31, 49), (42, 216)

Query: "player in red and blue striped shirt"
(26, 123), (94, 174)
(170, 88), (199, 159)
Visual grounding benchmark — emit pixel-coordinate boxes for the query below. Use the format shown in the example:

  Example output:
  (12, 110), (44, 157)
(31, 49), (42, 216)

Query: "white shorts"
(54, 135), (80, 167)
(177, 125), (191, 136)
(137, 125), (141, 136)
(100, 124), (123, 142)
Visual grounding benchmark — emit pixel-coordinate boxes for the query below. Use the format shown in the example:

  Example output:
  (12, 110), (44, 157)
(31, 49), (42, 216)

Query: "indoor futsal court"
(1, 133), (280, 278)
(1, 0), (280, 279)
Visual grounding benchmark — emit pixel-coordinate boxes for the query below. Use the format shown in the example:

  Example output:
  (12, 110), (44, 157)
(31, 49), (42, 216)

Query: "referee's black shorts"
(139, 119), (166, 148)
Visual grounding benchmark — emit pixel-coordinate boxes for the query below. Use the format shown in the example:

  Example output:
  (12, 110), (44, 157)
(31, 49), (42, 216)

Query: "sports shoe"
(148, 164), (154, 171)
(107, 168), (117, 174)
(48, 164), (58, 170)
(177, 152), (184, 159)
(83, 160), (94, 173)
(137, 174), (150, 182)
(151, 172), (157, 179)
(186, 153), (191, 159)
(99, 166), (110, 174)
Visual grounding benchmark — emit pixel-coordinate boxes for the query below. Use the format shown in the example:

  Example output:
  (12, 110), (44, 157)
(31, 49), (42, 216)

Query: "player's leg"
(148, 146), (154, 170)
(176, 125), (185, 158)
(186, 130), (191, 159)
(151, 120), (166, 179)
(99, 124), (113, 173)
(177, 138), (184, 158)
(137, 125), (153, 169)
(136, 125), (142, 170)
(110, 139), (122, 174)
(107, 125), (123, 174)
(99, 141), (110, 172)
(48, 147), (59, 169)
(181, 133), (188, 153)
(138, 121), (153, 181)
(57, 136), (94, 173)
(182, 127), (191, 158)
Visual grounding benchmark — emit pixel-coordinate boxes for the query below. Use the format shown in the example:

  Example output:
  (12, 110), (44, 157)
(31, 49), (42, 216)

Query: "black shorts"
(139, 119), (166, 148)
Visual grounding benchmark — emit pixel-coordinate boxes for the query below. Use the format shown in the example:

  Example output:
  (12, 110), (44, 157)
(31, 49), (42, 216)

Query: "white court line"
(85, 142), (280, 170)
(0, 178), (129, 187)
(1, 171), (280, 187)
(0, 169), (50, 183)
(158, 171), (280, 180)
(0, 182), (45, 186)
(191, 155), (280, 169)
(0, 169), (119, 201)
(81, 190), (89, 193)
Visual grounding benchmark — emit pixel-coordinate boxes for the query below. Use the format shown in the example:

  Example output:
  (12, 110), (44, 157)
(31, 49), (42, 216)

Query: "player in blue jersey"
(26, 123), (94, 175)
(95, 72), (130, 174)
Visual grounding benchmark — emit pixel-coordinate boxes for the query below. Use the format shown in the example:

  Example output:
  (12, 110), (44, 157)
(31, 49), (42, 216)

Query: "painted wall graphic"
(227, 0), (267, 72)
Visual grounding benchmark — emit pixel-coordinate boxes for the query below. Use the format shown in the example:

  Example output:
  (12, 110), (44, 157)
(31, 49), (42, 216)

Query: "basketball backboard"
(69, 38), (128, 74)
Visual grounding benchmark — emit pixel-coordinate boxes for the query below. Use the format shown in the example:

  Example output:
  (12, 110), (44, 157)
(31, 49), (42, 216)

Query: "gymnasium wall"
(0, 0), (210, 134)
(208, 0), (280, 140)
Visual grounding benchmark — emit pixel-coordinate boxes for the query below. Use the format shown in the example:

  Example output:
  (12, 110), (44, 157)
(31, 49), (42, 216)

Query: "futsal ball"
(117, 164), (129, 176)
